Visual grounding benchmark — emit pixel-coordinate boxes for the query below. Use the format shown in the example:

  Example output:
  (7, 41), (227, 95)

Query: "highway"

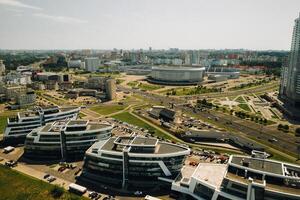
(119, 85), (300, 160)
(176, 81), (280, 99)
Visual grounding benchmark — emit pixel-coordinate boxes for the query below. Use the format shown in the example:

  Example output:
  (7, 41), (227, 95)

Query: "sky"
(0, 0), (299, 50)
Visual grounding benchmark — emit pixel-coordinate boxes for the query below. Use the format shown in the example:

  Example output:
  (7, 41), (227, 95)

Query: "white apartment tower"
(280, 13), (300, 117)
(84, 57), (100, 72)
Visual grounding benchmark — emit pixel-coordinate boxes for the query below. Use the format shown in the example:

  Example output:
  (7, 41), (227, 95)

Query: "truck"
(3, 146), (15, 154)
(68, 183), (87, 195)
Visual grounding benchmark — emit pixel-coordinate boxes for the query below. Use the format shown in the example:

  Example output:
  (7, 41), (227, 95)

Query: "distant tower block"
(105, 78), (116, 100)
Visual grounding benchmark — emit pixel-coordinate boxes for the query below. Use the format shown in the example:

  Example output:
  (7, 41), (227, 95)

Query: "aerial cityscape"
(1, 0), (300, 200)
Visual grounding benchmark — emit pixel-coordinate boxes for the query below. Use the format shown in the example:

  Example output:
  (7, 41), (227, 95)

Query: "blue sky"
(0, 0), (299, 50)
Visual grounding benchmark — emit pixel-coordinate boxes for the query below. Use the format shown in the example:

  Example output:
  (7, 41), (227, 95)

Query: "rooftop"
(19, 111), (40, 118)
(39, 120), (112, 133)
(90, 136), (190, 155)
(230, 156), (283, 175)
(193, 163), (227, 188)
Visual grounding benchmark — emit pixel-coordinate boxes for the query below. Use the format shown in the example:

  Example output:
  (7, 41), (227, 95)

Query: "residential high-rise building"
(105, 78), (116, 100)
(280, 13), (300, 118)
(84, 57), (100, 72)
(0, 60), (6, 75)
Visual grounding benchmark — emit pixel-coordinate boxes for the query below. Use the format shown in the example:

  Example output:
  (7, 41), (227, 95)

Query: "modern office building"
(16, 90), (36, 108)
(280, 13), (300, 118)
(85, 57), (100, 72)
(0, 85), (27, 99)
(24, 120), (113, 160)
(149, 66), (205, 85)
(172, 155), (300, 200)
(80, 136), (190, 190)
(67, 60), (84, 68)
(206, 67), (240, 79)
(4, 106), (80, 143)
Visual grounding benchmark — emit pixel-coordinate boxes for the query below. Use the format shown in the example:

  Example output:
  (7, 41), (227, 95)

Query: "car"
(47, 176), (56, 183)
(43, 174), (50, 179)
(5, 160), (17, 167)
(134, 191), (143, 196)
(88, 191), (97, 198)
(58, 166), (66, 172)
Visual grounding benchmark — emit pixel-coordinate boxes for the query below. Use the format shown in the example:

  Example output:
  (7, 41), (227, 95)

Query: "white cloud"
(33, 13), (88, 24)
(0, 0), (42, 10)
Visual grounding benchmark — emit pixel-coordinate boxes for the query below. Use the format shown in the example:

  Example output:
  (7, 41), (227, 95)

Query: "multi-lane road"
(119, 85), (300, 160)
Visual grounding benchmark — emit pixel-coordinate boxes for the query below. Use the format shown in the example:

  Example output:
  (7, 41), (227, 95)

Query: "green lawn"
(90, 104), (126, 115)
(127, 81), (163, 91)
(0, 165), (84, 200)
(163, 86), (220, 96)
(111, 112), (173, 140)
(0, 110), (18, 134)
(0, 116), (7, 134)
(78, 112), (86, 118)
(238, 104), (251, 112)
(235, 96), (246, 103)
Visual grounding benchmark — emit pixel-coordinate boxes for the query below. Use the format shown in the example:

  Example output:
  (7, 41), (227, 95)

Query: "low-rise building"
(172, 155), (300, 200)
(4, 106), (80, 143)
(80, 136), (190, 190)
(24, 120), (113, 160)
(16, 90), (36, 108)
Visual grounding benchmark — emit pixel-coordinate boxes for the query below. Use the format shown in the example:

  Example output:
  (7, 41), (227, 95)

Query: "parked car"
(47, 176), (56, 183)
(5, 160), (17, 167)
(43, 174), (50, 179)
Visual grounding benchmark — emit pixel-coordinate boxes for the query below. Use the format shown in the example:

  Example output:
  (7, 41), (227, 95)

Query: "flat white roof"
(192, 163), (227, 189)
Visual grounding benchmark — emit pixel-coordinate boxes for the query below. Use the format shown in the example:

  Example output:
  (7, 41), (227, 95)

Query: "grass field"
(127, 81), (163, 91)
(0, 165), (84, 200)
(111, 112), (173, 140)
(163, 86), (220, 96)
(90, 104), (126, 115)
(78, 112), (86, 118)
(235, 96), (246, 103)
(238, 104), (252, 112)
(0, 110), (18, 134)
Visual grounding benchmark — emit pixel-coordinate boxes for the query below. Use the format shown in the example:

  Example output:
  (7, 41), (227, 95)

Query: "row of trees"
(277, 124), (289, 132)
(0, 53), (45, 70)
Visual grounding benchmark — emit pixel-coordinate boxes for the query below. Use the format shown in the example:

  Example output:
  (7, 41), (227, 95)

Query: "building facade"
(0, 60), (5, 75)
(85, 57), (100, 72)
(172, 155), (300, 200)
(4, 106), (80, 143)
(280, 13), (300, 118)
(80, 136), (190, 190)
(24, 120), (112, 160)
(149, 66), (205, 85)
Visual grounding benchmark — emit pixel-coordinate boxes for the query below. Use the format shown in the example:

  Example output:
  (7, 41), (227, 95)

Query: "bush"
(295, 128), (300, 137)
(50, 185), (64, 198)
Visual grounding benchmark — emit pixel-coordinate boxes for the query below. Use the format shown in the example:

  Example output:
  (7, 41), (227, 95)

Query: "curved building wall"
(24, 125), (112, 160)
(149, 67), (205, 85)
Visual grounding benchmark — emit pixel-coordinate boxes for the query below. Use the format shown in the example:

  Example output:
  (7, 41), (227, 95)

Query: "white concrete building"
(172, 155), (300, 200)
(68, 60), (83, 68)
(85, 57), (100, 72)
(4, 106), (80, 143)
(24, 119), (113, 160)
(149, 66), (205, 85)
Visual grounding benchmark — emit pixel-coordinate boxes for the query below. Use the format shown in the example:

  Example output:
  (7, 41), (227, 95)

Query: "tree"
(295, 128), (300, 137)
(278, 124), (283, 130)
(283, 124), (289, 131)
(50, 185), (64, 198)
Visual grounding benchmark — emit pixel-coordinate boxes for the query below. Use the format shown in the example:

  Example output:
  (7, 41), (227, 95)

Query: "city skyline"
(0, 0), (300, 50)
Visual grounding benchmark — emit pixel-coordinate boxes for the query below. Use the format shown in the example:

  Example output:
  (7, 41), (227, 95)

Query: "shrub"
(50, 185), (64, 198)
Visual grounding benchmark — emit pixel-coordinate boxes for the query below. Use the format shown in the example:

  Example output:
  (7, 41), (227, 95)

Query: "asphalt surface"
(119, 85), (300, 158)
